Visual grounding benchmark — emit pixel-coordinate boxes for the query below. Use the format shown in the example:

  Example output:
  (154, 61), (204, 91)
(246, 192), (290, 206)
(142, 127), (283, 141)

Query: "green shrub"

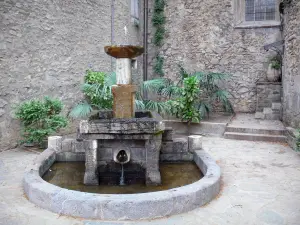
(14, 97), (68, 147)
(296, 129), (300, 151)
(84, 70), (106, 84)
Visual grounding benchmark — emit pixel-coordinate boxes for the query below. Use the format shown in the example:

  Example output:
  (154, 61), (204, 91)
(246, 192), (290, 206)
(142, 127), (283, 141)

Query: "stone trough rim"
(23, 148), (221, 220)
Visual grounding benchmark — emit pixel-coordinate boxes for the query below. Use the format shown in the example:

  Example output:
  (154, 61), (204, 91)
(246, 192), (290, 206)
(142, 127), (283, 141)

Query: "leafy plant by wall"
(172, 76), (200, 124)
(296, 129), (300, 151)
(70, 70), (115, 118)
(142, 65), (234, 119)
(152, 0), (166, 77)
(153, 55), (164, 77)
(14, 97), (68, 147)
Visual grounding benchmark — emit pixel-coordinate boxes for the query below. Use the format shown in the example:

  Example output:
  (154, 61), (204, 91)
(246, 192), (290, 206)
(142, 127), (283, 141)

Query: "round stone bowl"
(104, 45), (144, 59)
(23, 149), (220, 220)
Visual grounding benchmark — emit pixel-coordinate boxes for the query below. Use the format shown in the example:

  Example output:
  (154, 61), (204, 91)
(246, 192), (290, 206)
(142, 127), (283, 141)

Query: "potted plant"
(267, 55), (281, 82)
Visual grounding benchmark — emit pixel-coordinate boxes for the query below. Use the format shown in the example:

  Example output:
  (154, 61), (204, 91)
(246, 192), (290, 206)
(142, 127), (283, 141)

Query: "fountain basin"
(104, 45), (144, 59)
(23, 146), (220, 220)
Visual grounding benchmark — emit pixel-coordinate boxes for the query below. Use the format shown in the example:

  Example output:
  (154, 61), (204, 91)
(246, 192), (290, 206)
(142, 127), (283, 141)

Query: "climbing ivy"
(152, 0), (166, 77)
(153, 55), (164, 77)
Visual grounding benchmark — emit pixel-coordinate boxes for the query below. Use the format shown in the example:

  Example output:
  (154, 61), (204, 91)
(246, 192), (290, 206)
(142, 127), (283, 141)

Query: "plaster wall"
(0, 0), (143, 150)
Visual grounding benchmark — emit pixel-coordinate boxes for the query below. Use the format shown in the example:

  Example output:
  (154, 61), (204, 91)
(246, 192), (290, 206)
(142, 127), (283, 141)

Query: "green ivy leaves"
(152, 0), (166, 77)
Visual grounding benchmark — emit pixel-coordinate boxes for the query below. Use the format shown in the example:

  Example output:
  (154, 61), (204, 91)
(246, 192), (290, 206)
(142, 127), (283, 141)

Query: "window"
(131, 0), (139, 19)
(234, 0), (280, 28)
(245, 0), (276, 21)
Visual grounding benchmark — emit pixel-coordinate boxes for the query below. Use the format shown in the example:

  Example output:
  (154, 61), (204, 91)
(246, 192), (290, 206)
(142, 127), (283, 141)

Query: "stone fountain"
(23, 29), (220, 221)
(79, 44), (165, 186)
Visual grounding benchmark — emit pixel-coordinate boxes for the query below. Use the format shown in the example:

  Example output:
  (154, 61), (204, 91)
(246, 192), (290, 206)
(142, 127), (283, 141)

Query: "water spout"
(120, 164), (125, 186)
(113, 149), (130, 186)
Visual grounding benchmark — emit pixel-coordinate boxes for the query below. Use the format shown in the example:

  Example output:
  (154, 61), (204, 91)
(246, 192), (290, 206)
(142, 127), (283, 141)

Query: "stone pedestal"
(112, 84), (136, 118)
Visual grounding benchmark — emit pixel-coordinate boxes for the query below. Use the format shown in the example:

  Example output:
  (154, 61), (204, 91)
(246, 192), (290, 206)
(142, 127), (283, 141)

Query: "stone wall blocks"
(162, 127), (173, 141)
(172, 138), (188, 153)
(74, 140), (85, 153)
(61, 138), (75, 152)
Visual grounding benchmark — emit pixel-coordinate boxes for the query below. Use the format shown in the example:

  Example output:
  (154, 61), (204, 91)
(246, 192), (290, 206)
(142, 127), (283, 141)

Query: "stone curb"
(23, 149), (221, 220)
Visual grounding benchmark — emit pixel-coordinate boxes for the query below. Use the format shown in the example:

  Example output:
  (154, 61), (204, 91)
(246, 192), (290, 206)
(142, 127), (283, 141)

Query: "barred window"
(131, 0), (139, 19)
(245, 0), (276, 21)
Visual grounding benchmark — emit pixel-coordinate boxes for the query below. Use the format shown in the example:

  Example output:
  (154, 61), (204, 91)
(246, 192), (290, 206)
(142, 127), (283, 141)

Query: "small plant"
(270, 55), (281, 70)
(14, 97), (68, 147)
(296, 129), (300, 151)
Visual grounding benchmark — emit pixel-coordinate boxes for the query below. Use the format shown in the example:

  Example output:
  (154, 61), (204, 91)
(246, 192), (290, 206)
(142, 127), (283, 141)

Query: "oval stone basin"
(104, 45), (144, 58)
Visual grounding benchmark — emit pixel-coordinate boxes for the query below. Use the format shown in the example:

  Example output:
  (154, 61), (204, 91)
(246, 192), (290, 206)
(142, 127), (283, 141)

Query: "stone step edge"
(225, 126), (285, 135)
(224, 132), (287, 142)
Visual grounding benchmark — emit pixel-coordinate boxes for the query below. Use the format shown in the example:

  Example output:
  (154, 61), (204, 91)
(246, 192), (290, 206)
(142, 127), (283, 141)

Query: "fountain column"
(105, 45), (143, 119)
(116, 58), (131, 84)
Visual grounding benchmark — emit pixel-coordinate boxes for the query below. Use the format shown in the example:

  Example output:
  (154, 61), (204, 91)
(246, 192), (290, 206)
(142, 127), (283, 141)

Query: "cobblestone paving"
(1, 137), (300, 225)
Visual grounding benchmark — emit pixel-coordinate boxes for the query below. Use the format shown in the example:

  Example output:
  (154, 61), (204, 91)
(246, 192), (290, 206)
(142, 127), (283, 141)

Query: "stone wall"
(282, 0), (300, 128)
(0, 0), (143, 150)
(147, 0), (281, 113)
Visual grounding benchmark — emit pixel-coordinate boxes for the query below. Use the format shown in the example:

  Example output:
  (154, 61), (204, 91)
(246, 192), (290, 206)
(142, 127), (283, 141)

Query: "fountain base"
(79, 111), (165, 186)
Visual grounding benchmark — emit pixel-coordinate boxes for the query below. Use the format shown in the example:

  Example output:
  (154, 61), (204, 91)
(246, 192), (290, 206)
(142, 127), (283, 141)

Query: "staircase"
(224, 114), (287, 142)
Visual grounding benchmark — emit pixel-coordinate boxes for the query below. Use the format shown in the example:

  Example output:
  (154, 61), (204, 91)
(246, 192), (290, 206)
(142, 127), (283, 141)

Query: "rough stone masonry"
(0, 0), (143, 150)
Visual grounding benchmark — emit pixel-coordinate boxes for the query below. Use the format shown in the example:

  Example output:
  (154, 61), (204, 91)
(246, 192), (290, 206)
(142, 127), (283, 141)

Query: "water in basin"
(43, 162), (203, 194)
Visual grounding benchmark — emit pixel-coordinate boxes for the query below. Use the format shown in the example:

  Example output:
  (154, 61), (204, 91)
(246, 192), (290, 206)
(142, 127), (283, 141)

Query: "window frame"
(131, 0), (140, 26)
(234, 0), (281, 28)
(131, 0), (139, 19)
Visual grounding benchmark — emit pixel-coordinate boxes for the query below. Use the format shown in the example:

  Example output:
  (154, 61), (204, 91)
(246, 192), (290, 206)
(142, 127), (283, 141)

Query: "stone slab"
(224, 132), (287, 142)
(79, 119), (165, 135)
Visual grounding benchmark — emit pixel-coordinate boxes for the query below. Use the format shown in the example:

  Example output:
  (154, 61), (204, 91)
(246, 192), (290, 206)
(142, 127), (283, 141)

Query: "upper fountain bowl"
(104, 45), (144, 59)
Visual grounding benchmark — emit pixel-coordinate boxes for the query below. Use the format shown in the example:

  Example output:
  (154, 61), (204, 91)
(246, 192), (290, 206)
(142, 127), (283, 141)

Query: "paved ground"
(1, 137), (300, 225)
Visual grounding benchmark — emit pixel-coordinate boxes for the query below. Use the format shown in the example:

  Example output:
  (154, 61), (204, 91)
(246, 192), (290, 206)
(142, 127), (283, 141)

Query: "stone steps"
(225, 126), (285, 135)
(224, 132), (287, 142)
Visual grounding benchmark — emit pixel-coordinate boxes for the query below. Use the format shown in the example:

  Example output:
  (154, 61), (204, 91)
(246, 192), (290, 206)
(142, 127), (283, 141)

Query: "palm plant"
(70, 66), (233, 120)
(70, 71), (172, 118)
